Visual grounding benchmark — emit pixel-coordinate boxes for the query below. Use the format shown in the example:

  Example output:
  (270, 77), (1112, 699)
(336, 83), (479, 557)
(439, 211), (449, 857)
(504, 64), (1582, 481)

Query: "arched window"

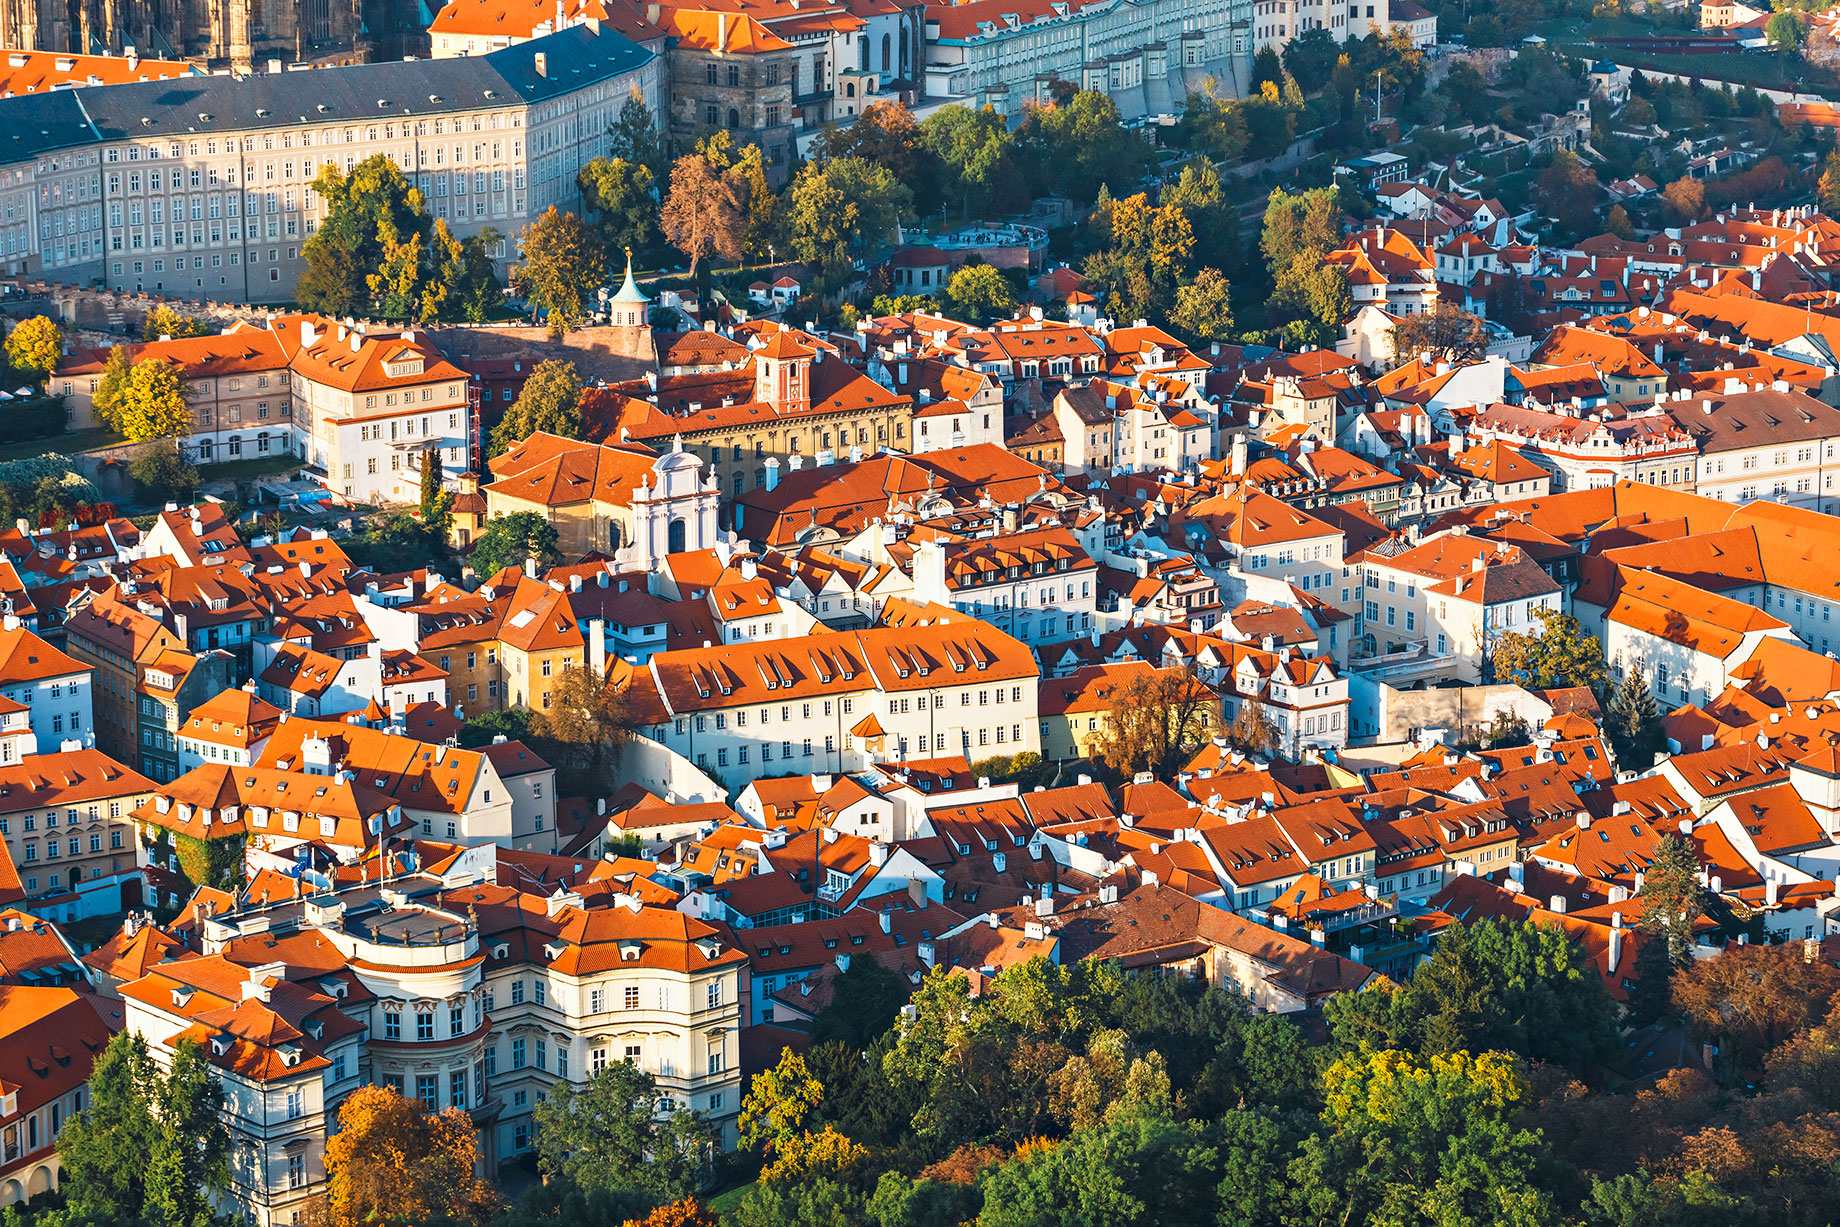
(859, 38), (870, 70)
(668, 518), (687, 554)
(882, 33), (891, 72)
(727, 108), (740, 130)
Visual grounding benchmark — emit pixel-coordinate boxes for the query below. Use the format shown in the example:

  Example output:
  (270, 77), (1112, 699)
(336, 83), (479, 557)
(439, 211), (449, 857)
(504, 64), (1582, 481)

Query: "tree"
(457, 705), (538, 748)
(1174, 89), (1250, 178)
(740, 1049), (825, 1154)
(607, 93), (666, 178)
(533, 1061), (716, 1202)
(1224, 696), (1280, 757)
(1636, 833), (1708, 968)
(468, 511), (560, 578)
(131, 445), (203, 503)
(814, 100), (943, 214)
(1821, 151), (1840, 217)
(786, 157), (914, 291)
(56, 1033), (231, 1227)
(812, 953), (911, 1049)
(1169, 267), (1235, 342)
(660, 152), (745, 292)
(1605, 204), (1637, 240)
(1013, 91), (1152, 203)
(488, 359), (584, 459)
(941, 263), (1016, 325)
(1269, 257), (1352, 344)
(1251, 46), (1284, 91)
(317, 1084), (495, 1227)
(532, 663), (634, 790)
(1766, 8), (1807, 49)
(620, 1200), (720, 1227)
(55, 1032), (162, 1223)
(1092, 665), (1218, 780)
(579, 156), (660, 263)
(1389, 303), (1491, 366)
(1490, 606), (1609, 693)
(1539, 150), (1599, 239)
(110, 357), (195, 446)
(418, 448), (450, 536)
(1675, 941), (1840, 1078)
(1661, 175), (1707, 225)
(732, 143), (777, 264)
(92, 344), (134, 432)
(343, 513), (448, 574)
(298, 155), (436, 318)
(145, 1039), (233, 1227)
(140, 304), (213, 342)
(513, 208), (606, 339)
(976, 1110), (1222, 1227)
(921, 105), (1018, 218)
(5, 315), (62, 378)
(1260, 185), (1343, 276)
(1605, 671), (1665, 772)
(1293, 1049), (1557, 1227)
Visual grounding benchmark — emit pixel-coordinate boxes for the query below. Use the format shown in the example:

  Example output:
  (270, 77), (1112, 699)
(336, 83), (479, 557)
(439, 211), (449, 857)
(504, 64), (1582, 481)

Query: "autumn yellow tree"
(1091, 664), (1219, 780)
(620, 1200), (721, 1227)
(312, 1084), (495, 1227)
(6, 314), (62, 379)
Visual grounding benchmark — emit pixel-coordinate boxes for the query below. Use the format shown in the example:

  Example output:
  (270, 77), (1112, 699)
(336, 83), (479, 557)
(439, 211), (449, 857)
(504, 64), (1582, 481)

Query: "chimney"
(1608, 911), (1624, 969)
(1549, 894), (1566, 914)
(534, 51), (547, 77)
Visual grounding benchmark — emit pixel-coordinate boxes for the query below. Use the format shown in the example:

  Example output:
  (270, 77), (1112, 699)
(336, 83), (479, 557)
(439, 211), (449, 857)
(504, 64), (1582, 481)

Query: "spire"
(611, 246), (651, 305)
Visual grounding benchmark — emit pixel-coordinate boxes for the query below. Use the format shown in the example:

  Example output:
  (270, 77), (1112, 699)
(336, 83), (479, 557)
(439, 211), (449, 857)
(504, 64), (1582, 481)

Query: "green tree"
(533, 1061), (715, 1201)
(813, 954), (912, 1049)
(787, 156), (914, 291)
(579, 156), (659, 262)
(976, 1110), (1222, 1227)
(1490, 605), (1609, 693)
(1605, 671), (1665, 771)
(1290, 1050), (1554, 1227)
(344, 513), (448, 574)
(488, 359), (584, 459)
(942, 263), (1017, 325)
(1766, 8), (1807, 49)
(1636, 833), (1707, 967)
(607, 92), (666, 178)
(1260, 186), (1343, 276)
(1014, 90), (1152, 203)
(1251, 46), (1284, 91)
(468, 510), (560, 577)
(130, 445), (203, 503)
(5, 315), (62, 378)
(513, 208), (606, 339)
(55, 1031), (161, 1223)
(1170, 267), (1234, 342)
(419, 448), (450, 535)
(146, 1039), (232, 1227)
(457, 705), (538, 748)
(298, 155), (434, 317)
(1172, 85), (1249, 164)
(56, 1033), (231, 1227)
(140, 304), (212, 342)
(732, 142), (778, 263)
(921, 105), (1018, 218)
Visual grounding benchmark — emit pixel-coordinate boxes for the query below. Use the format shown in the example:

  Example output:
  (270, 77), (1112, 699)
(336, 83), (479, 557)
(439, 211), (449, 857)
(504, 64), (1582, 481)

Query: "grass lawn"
(1555, 43), (1829, 93)
(0, 427), (125, 463)
(706, 1181), (756, 1219)
(198, 452), (302, 482)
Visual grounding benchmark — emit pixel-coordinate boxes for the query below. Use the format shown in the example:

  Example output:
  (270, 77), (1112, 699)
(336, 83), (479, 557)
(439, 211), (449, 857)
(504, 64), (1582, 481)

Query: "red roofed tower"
(754, 331), (814, 413)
